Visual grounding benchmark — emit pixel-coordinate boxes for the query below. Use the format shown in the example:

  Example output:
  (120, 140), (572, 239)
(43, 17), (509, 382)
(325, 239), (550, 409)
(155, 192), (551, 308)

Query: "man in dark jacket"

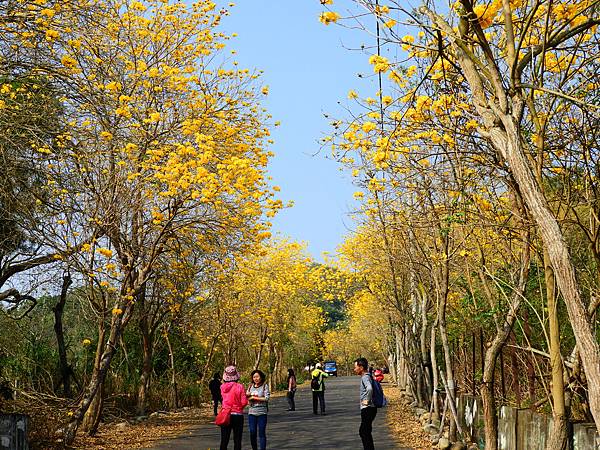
(208, 372), (222, 415)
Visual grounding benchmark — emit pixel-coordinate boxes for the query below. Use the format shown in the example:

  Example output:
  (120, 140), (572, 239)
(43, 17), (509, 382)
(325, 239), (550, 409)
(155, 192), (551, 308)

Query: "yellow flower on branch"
(319, 11), (340, 25)
(97, 247), (113, 258)
(368, 55), (389, 73)
(45, 29), (59, 41)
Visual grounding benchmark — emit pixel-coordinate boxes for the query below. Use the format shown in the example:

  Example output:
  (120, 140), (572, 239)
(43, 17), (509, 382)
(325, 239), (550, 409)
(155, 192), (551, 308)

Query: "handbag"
(214, 407), (231, 426)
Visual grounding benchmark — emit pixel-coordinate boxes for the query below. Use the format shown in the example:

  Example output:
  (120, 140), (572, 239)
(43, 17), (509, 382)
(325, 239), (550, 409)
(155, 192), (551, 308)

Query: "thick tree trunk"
(80, 319), (106, 435)
(81, 380), (103, 434)
(64, 310), (128, 444)
(53, 274), (73, 398)
(544, 251), (568, 450)
(481, 356), (498, 450)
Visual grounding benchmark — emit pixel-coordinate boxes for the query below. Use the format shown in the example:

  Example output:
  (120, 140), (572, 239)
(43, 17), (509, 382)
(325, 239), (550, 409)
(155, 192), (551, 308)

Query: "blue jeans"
(248, 413), (267, 450)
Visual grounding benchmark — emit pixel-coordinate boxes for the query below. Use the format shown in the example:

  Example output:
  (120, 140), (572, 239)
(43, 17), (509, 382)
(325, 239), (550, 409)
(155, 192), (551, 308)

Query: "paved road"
(151, 376), (409, 450)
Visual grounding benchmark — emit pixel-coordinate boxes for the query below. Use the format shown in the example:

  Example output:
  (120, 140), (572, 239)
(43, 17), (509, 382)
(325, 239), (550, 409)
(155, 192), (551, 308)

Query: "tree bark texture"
(544, 251), (568, 450)
(53, 274), (73, 398)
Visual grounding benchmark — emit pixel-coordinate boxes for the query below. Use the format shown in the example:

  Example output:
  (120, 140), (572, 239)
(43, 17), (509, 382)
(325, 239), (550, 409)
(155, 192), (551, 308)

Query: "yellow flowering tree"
(4, 0), (280, 441)
(189, 239), (325, 387)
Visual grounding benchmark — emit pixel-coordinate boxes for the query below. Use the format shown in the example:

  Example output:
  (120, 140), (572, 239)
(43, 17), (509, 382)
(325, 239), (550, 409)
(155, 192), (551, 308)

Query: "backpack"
(370, 375), (386, 408)
(311, 373), (321, 390)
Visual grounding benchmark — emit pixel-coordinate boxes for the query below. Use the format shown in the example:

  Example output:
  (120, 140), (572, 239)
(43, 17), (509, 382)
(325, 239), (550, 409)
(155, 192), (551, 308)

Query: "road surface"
(151, 376), (410, 450)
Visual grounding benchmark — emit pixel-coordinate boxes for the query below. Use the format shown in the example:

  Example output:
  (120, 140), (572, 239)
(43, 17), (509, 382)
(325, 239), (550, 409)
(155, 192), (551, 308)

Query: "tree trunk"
(253, 328), (268, 370)
(64, 309), (128, 443)
(437, 238), (458, 440)
(165, 332), (178, 409)
(481, 346), (499, 450)
(430, 324), (440, 419)
(136, 285), (153, 416)
(419, 285), (433, 405)
(136, 322), (153, 416)
(81, 380), (103, 434)
(80, 318), (106, 435)
(53, 274), (73, 398)
(544, 251), (568, 450)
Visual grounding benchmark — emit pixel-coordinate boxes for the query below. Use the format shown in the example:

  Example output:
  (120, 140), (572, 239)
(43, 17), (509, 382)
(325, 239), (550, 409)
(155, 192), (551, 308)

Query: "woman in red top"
(219, 365), (248, 450)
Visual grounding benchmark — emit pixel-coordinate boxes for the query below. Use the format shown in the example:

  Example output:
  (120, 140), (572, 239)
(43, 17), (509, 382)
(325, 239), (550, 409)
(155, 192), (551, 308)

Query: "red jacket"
(221, 381), (248, 414)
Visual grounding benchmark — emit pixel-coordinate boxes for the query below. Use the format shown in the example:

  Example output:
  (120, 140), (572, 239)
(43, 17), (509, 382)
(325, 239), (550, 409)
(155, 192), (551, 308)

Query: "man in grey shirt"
(354, 357), (377, 450)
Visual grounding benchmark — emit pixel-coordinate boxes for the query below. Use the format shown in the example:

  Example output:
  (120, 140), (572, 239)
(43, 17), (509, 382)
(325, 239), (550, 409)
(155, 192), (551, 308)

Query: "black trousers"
(220, 413), (243, 450)
(359, 406), (377, 450)
(312, 391), (325, 414)
(212, 397), (222, 415)
(286, 390), (296, 410)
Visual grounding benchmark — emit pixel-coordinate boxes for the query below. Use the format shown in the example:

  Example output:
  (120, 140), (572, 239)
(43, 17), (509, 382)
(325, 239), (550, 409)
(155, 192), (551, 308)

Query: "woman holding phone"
(246, 369), (270, 450)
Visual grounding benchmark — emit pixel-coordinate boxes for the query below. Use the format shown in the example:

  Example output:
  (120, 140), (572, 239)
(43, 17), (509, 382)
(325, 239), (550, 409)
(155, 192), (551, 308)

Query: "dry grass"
(71, 405), (214, 449)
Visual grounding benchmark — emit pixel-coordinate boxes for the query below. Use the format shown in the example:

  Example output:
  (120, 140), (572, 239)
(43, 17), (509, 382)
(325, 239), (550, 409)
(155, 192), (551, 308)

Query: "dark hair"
(287, 368), (295, 379)
(354, 357), (369, 371)
(213, 372), (220, 380)
(250, 369), (266, 385)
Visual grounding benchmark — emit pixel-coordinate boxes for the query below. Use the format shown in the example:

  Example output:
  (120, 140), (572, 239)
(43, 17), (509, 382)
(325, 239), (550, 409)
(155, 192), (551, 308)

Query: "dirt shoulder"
(383, 383), (432, 450)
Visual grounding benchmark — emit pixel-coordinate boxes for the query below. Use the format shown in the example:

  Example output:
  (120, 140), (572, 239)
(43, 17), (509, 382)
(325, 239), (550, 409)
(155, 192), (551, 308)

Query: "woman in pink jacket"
(219, 365), (248, 450)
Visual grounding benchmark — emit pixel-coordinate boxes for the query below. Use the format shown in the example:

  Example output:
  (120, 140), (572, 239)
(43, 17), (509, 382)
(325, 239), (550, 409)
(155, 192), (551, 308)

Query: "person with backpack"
(310, 362), (329, 415)
(354, 357), (381, 450)
(246, 369), (270, 450)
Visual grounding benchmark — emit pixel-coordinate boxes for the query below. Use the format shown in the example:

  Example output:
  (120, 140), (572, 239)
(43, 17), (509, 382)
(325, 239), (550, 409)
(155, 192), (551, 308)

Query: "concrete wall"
(457, 395), (600, 449)
(498, 406), (517, 450)
(0, 414), (29, 450)
(573, 423), (600, 450)
(516, 409), (551, 450)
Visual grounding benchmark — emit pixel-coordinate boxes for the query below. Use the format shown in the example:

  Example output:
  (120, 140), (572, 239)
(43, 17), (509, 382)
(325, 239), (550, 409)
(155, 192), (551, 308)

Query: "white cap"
(315, 363), (322, 368)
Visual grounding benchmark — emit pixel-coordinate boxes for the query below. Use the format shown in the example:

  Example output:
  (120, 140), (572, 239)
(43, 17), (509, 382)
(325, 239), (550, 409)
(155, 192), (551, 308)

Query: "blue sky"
(220, 1), (380, 260)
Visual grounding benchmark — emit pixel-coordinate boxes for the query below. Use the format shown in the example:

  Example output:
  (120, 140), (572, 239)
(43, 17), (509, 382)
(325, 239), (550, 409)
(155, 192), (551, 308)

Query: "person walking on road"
(354, 357), (377, 450)
(219, 365), (248, 450)
(246, 369), (270, 450)
(286, 368), (297, 411)
(209, 372), (222, 416)
(311, 362), (329, 415)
